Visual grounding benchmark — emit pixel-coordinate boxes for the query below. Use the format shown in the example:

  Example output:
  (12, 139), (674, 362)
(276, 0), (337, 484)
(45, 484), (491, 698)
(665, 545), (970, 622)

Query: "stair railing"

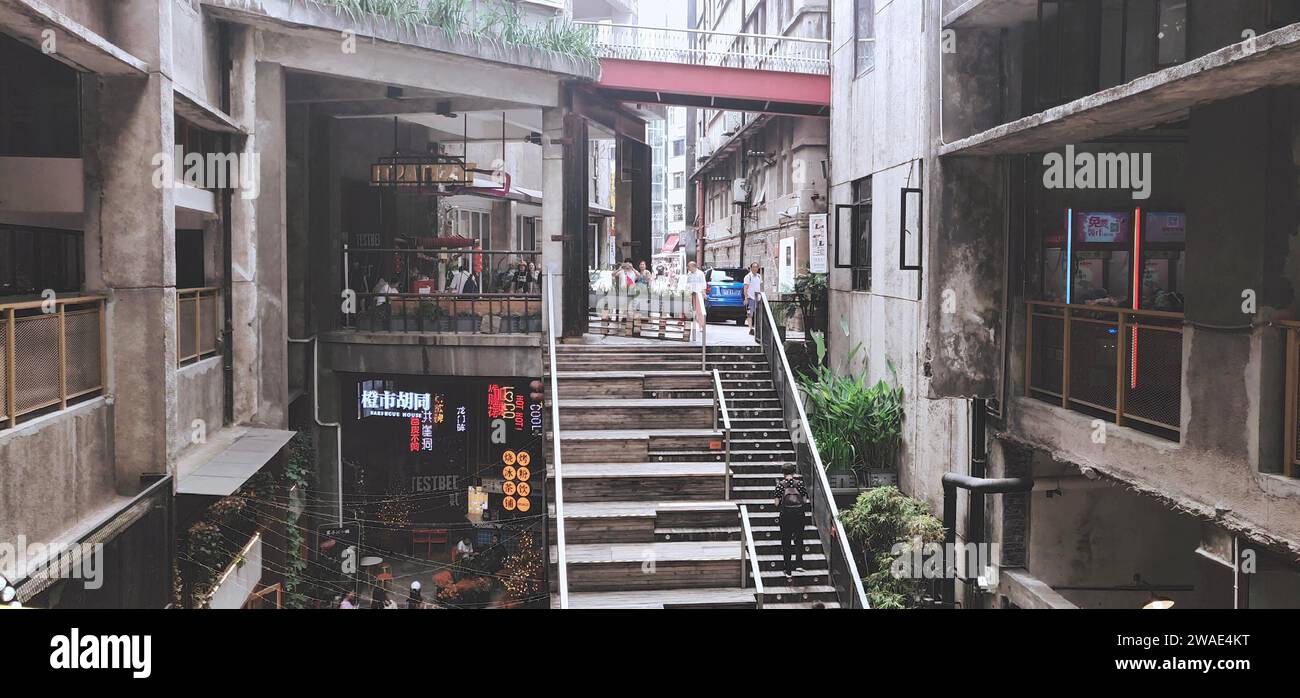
(712, 368), (733, 499)
(739, 504), (765, 609)
(754, 293), (870, 609)
(546, 274), (569, 609)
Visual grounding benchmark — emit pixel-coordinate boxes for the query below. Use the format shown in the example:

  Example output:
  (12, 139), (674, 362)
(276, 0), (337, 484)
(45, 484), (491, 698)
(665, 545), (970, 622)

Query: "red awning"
(660, 234), (680, 254)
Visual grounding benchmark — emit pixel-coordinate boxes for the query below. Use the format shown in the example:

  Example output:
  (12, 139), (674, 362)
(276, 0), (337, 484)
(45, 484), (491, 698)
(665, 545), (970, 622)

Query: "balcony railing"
(577, 22), (831, 75)
(1026, 301), (1184, 438)
(1282, 323), (1300, 478)
(1, 295), (106, 430)
(343, 248), (542, 335)
(178, 287), (222, 366)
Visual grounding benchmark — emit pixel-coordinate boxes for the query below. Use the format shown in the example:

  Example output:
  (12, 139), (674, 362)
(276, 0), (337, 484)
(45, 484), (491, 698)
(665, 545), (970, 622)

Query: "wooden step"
(558, 398), (714, 430)
(547, 500), (738, 544)
(554, 587), (756, 609)
(550, 462), (728, 502)
(552, 540), (746, 592)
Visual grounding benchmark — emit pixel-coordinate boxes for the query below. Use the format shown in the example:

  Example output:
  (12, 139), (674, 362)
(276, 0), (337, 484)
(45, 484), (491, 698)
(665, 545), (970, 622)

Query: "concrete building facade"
(828, 0), (1300, 609)
(0, 0), (625, 609)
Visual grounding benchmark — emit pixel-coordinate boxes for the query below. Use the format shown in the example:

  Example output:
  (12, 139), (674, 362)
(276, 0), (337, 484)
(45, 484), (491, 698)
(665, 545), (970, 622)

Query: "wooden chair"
(411, 528), (449, 558)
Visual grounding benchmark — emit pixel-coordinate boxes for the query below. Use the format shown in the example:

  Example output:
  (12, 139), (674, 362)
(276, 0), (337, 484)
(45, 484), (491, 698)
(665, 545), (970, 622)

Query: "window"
(672, 204), (685, 222)
(515, 215), (537, 252)
(835, 177), (872, 291)
(1155, 0), (1187, 67)
(175, 229), (205, 289)
(0, 225), (84, 297)
(672, 139), (686, 157)
(456, 209), (491, 250)
(672, 172), (685, 189)
(855, 0), (875, 76)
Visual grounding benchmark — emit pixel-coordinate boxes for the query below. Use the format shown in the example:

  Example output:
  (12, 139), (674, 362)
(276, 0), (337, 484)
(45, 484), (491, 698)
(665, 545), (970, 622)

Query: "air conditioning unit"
(732, 178), (751, 205)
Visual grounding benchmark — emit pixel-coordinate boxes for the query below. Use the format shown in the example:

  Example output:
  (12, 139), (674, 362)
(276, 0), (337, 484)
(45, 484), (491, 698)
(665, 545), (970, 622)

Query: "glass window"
(852, 177), (872, 291)
(855, 0), (875, 76)
(1156, 0), (1187, 67)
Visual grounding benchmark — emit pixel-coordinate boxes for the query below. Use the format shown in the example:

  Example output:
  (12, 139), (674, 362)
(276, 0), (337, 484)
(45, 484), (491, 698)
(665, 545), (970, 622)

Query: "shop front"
(1025, 141), (1188, 440)
(338, 373), (546, 608)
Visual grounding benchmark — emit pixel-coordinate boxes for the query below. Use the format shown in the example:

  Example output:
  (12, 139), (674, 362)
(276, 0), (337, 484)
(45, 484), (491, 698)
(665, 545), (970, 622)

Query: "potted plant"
(839, 486), (944, 609)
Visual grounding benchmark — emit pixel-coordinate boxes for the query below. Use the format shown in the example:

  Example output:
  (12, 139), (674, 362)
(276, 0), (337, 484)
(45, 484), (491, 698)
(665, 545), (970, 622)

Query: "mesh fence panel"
(65, 308), (102, 395)
(0, 317), (6, 420)
(178, 296), (197, 361)
(1068, 316), (1119, 412)
(14, 314), (59, 413)
(1124, 322), (1182, 430)
(1029, 310), (1064, 397)
(198, 293), (219, 356)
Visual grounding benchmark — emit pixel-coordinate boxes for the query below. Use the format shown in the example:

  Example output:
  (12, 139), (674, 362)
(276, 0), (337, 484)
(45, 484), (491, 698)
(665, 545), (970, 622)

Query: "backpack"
(780, 478), (804, 511)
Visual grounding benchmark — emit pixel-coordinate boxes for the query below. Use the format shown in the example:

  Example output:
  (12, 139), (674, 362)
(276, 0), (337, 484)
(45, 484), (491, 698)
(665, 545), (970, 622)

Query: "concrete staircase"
(547, 343), (839, 609)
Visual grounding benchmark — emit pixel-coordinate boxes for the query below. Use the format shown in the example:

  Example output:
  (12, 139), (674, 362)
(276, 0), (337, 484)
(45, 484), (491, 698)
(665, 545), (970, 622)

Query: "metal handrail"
(177, 286), (222, 366)
(576, 21), (832, 46)
(755, 292), (870, 609)
(545, 274), (569, 609)
(699, 291), (708, 370)
(713, 368), (732, 500)
(2, 295), (108, 430)
(739, 504), (765, 609)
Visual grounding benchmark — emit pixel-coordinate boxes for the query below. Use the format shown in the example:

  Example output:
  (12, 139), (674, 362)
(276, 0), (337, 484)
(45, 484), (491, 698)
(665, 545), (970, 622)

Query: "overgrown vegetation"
(303, 0), (599, 61)
(799, 331), (904, 484)
(840, 486), (944, 609)
(282, 433), (315, 609)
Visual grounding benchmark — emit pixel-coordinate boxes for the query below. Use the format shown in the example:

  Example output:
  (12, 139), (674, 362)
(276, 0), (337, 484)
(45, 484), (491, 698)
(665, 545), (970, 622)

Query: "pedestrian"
(772, 463), (809, 580)
(370, 585), (396, 609)
(406, 580), (424, 609)
(339, 590), (359, 609)
(685, 260), (707, 343)
(743, 261), (763, 334)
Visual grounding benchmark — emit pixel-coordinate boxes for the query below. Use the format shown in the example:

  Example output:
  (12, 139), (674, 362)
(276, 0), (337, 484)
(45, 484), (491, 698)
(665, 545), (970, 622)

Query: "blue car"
(704, 267), (748, 324)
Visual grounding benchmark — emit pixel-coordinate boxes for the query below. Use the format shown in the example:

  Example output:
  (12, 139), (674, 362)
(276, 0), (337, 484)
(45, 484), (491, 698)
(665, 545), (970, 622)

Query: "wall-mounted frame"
(899, 187), (923, 272)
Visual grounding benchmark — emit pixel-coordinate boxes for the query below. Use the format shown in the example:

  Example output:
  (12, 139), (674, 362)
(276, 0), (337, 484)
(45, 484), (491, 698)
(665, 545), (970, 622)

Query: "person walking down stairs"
(773, 464), (810, 581)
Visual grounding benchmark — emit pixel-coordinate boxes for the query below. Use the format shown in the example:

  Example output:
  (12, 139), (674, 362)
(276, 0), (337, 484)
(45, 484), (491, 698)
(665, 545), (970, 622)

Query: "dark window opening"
(0, 225), (84, 298)
(176, 229), (206, 289)
(0, 34), (80, 158)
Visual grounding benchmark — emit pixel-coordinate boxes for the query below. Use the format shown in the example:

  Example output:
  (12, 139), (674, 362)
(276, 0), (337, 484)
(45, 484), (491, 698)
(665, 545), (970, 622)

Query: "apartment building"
(691, 0), (831, 290)
(0, 0), (618, 609)
(829, 0), (1300, 608)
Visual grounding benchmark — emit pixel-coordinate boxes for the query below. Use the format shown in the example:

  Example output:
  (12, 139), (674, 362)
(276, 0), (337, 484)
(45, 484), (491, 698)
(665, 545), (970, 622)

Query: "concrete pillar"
(542, 106), (566, 334)
(253, 61), (290, 428)
(614, 136), (633, 263)
(86, 0), (177, 494)
(228, 26), (259, 424)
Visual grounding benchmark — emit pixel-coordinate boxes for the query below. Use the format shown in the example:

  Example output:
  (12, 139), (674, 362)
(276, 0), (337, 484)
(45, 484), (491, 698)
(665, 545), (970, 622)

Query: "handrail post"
(546, 274), (569, 609)
(57, 302), (67, 409)
(6, 306), (15, 428)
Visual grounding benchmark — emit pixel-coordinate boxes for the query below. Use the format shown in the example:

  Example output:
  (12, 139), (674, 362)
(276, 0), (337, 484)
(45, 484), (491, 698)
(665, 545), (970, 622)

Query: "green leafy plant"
(306, 0), (598, 61)
(840, 486), (944, 609)
(282, 433), (315, 609)
(799, 334), (904, 483)
(793, 270), (827, 340)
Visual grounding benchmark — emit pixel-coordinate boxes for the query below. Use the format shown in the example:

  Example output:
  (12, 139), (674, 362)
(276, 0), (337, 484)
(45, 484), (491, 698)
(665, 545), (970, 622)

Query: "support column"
(253, 60), (290, 428)
(228, 26), (259, 424)
(87, 0), (177, 494)
(542, 107), (567, 335)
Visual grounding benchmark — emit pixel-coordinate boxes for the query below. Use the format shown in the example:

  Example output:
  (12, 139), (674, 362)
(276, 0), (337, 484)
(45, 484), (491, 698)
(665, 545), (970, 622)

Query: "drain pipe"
(288, 336), (344, 526)
(941, 398), (1032, 607)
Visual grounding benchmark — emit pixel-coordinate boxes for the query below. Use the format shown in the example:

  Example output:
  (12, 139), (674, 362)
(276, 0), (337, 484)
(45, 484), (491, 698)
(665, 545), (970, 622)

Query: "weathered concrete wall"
(171, 0), (222, 106)
(172, 356), (225, 461)
(825, 0), (973, 513)
(0, 401), (117, 545)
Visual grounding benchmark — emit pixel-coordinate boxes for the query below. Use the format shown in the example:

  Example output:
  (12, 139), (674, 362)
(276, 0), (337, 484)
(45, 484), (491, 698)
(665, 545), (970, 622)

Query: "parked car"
(704, 267), (748, 324)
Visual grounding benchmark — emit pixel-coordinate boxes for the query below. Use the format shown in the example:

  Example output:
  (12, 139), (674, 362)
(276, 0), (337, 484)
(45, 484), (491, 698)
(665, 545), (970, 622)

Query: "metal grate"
(64, 308), (102, 396)
(13, 314), (60, 414)
(178, 296), (198, 361)
(1028, 307), (1064, 398)
(198, 292), (219, 356)
(1123, 321), (1183, 431)
(1026, 301), (1182, 440)
(1068, 314), (1119, 413)
(1, 297), (107, 430)
(0, 317), (6, 421)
